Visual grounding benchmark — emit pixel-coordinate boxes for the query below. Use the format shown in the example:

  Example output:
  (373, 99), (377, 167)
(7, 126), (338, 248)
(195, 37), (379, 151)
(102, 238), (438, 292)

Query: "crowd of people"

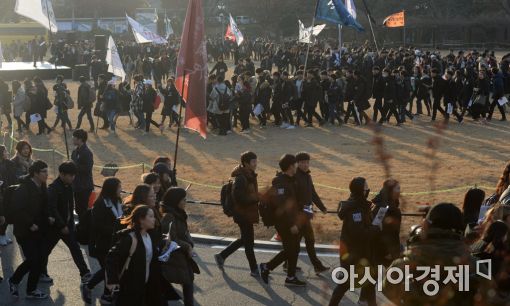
(1, 128), (510, 304)
(1, 35), (509, 137)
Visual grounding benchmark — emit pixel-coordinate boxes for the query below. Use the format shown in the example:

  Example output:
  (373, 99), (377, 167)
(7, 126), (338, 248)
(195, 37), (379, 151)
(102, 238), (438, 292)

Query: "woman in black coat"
(106, 205), (163, 306)
(371, 179), (402, 267)
(141, 80), (161, 133)
(32, 77), (52, 135)
(0, 78), (12, 128)
(158, 77), (180, 129)
(160, 187), (196, 306)
(82, 177), (124, 304)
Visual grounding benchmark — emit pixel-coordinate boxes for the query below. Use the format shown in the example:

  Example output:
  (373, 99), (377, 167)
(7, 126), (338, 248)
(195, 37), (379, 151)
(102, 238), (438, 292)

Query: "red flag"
(225, 24), (235, 41)
(175, 0), (208, 138)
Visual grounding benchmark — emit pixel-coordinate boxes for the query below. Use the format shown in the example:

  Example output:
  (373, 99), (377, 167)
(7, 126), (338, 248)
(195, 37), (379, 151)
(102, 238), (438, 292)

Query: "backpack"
(220, 180), (234, 217)
(258, 187), (277, 227)
(76, 208), (92, 245)
(216, 86), (230, 111)
(1, 184), (20, 224)
(88, 86), (96, 103)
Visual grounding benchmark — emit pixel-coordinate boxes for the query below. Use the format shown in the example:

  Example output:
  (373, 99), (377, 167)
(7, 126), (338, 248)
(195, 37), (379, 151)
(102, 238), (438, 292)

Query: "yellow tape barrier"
(2, 132), (494, 196)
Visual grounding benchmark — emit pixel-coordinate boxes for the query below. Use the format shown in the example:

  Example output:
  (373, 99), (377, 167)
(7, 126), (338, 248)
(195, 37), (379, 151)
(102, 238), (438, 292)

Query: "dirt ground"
(1, 62), (509, 245)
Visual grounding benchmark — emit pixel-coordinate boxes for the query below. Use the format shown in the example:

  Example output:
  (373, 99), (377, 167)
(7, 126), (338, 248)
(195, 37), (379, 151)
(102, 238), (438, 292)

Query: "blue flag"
(315, 0), (365, 32)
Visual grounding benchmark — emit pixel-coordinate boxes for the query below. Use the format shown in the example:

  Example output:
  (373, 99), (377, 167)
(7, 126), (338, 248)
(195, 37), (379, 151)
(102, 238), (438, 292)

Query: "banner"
(175, 0), (208, 138)
(165, 18), (174, 38)
(315, 0), (364, 32)
(298, 20), (326, 44)
(229, 14), (244, 46)
(106, 36), (126, 81)
(345, 0), (357, 20)
(383, 11), (405, 28)
(126, 14), (167, 45)
(15, 0), (58, 33)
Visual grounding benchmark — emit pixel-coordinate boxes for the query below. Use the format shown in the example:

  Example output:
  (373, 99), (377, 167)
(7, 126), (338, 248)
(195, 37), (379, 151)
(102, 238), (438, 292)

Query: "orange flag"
(383, 11), (405, 28)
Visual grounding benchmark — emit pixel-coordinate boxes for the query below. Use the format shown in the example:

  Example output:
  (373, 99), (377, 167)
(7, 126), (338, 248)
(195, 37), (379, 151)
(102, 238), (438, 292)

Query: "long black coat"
(89, 197), (122, 260)
(106, 229), (162, 306)
(0, 81), (11, 114)
(159, 84), (179, 116)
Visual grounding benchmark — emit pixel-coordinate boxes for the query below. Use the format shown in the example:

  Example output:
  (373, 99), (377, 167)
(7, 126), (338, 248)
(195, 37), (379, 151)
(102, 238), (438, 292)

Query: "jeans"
(43, 223), (89, 277)
(74, 190), (92, 222)
(107, 110), (117, 132)
(219, 220), (257, 271)
(11, 235), (46, 293)
(76, 107), (94, 130)
(266, 225), (301, 278)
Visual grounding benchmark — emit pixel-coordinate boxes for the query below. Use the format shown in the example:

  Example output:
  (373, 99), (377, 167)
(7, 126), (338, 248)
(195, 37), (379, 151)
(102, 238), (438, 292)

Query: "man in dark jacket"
(76, 76), (95, 132)
(488, 67), (507, 121)
(381, 68), (401, 125)
(431, 68), (447, 121)
(372, 66), (385, 122)
(141, 80), (161, 134)
(443, 70), (464, 123)
(260, 154), (306, 286)
(294, 152), (329, 274)
(96, 74), (109, 130)
(209, 57), (228, 80)
(329, 177), (377, 306)
(215, 151), (260, 276)
(8, 160), (50, 299)
(71, 129), (94, 222)
(302, 71), (324, 127)
(44, 161), (91, 284)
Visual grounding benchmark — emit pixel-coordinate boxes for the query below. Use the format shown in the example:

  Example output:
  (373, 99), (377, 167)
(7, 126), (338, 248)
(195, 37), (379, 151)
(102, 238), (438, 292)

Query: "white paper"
(467, 99), (473, 108)
(447, 103), (453, 115)
(158, 241), (181, 262)
(30, 113), (42, 123)
(172, 105), (179, 114)
(372, 206), (388, 228)
(15, 0), (58, 33)
(477, 205), (490, 224)
(303, 204), (313, 215)
(253, 103), (264, 116)
(498, 96), (508, 106)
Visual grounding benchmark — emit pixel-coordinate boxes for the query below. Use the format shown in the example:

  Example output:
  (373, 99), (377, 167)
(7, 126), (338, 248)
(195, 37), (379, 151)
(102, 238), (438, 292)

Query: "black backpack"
(216, 86), (230, 111)
(1, 184), (20, 224)
(220, 180), (234, 217)
(76, 208), (93, 245)
(258, 187), (277, 227)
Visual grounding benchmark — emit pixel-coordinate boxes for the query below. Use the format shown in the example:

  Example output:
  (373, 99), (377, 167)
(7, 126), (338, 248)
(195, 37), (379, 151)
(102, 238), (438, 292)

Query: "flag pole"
(303, 0), (320, 73)
(338, 24), (342, 53)
(403, 10), (406, 48)
(361, 0), (379, 52)
(173, 70), (187, 173)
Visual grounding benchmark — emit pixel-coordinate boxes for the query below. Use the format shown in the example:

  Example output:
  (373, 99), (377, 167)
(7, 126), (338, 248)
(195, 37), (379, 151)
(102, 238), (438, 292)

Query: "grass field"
(1, 63), (509, 244)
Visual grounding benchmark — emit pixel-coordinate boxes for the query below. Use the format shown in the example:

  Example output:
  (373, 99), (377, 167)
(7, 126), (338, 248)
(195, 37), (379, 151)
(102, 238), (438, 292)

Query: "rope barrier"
(4, 133), (495, 196)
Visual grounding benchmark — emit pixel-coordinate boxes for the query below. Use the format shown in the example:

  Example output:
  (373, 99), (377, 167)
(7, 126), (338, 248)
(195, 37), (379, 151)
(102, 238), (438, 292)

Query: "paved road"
(0, 235), (393, 306)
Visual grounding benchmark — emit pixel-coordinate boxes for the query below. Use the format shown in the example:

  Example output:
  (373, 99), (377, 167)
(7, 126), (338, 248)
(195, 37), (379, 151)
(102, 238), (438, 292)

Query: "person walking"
(11, 80), (27, 134)
(76, 76), (95, 132)
(141, 80), (161, 134)
(52, 75), (72, 131)
(208, 76), (232, 136)
(260, 154), (306, 286)
(159, 77), (180, 130)
(487, 67), (507, 122)
(32, 77), (52, 135)
(0, 145), (17, 246)
(44, 161), (91, 286)
(71, 129), (94, 222)
(102, 80), (120, 134)
(215, 151), (260, 276)
(0, 78), (12, 129)
(8, 160), (50, 299)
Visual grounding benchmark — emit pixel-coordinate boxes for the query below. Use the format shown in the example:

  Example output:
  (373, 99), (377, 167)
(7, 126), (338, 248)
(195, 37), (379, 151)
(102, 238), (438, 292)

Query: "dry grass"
(1, 73), (509, 244)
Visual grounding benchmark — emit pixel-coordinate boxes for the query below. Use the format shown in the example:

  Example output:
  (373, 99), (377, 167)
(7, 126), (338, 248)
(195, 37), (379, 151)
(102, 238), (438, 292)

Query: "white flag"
(229, 14), (244, 46)
(0, 42), (4, 68)
(15, 0), (58, 33)
(165, 18), (174, 39)
(345, 0), (357, 20)
(126, 14), (167, 45)
(298, 20), (326, 44)
(106, 36), (126, 81)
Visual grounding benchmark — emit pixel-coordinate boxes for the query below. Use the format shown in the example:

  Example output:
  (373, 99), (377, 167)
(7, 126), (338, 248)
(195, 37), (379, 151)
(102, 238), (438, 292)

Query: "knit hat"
(163, 187), (187, 209)
(426, 203), (464, 232)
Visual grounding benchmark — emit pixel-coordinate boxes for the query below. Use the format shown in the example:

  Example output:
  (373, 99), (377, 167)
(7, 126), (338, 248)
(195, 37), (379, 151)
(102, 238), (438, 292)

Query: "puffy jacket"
(231, 165), (259, 224)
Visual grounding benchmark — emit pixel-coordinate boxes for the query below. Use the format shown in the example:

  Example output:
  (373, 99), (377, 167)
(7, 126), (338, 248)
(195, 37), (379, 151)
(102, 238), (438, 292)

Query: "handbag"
(472, 94), (486, 107)
(65, 95), (75, 109)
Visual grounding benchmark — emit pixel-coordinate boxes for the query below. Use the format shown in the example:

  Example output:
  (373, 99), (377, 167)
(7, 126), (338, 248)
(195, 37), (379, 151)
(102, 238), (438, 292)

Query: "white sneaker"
(0, 235), (12, 246)
(286, 125), (296, 130)
(280, 122), (290, 129)
(241, 129), (251, 134)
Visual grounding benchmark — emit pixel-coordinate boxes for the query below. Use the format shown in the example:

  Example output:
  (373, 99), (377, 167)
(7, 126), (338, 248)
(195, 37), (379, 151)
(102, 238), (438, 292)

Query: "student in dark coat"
(81, 177), (123, 305)
(371, 66), (385, 122)
(0, 78), (12, 128)
(215, 152), (260, 276)
(329, 177), (378, 306)
(32, 77), (52, 135)
(160, 187), (196, 306)
(71, 129), (94, 221)
(141, 80), (161, 133)
(106, 205), (163, 306)
(0, 145), (17, 246)
(159, 77), (180, 129)
(8, 160), (50, 299)
(76, 76), (95, 132)
(431, 68), (447, 121)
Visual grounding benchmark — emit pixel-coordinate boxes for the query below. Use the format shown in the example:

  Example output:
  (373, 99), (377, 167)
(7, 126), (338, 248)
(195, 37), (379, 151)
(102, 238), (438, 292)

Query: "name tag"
(277, 188), (285, 195)
(352, 213), (362, 222)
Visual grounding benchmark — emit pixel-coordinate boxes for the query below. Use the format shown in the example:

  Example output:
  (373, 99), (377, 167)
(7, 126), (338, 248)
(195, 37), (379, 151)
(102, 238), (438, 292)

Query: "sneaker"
(240, 129), (251, 134)
(80, 283), (92, 304)
(0, 235), (13, 246)
(81, 272), (92, 284)
(226, 130), (232, 135)
(280, 122), (290, 129)
(250, 268), (260, 277)
(39, 273), (53, 283)
(286, 125), (296, 130)
(270, 233), (281, 242)
(100, 293), (114, 305)
(314, 264), (330, 275)
(285, 277), (306, 287)
(26, 289), (48, 300)
(8, 278), (19, 298)
(214, 254), (225, 271)
(260, 263), (270, 284)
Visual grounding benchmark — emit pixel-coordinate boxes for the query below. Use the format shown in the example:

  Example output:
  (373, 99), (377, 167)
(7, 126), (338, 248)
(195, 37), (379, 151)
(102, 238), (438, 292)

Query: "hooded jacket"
(231, 165), (259, 224)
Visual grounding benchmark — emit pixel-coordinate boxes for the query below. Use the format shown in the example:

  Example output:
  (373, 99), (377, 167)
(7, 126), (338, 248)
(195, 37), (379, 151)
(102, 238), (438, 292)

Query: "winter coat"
(231, 165), (259, 224)
(372, 74), (385, 99)
(294, 168), (326, 216)
(371, 192), (402, 266)
(89, 197), (123, 260)
(0, 158), (18, 191)
(159, 84), (179, 116)
(208, 82), (231, 115)
(32, 84), (50, 118)
(77, 82), (92, 109)
(271, 172), (301, 230)
(47, 177), (75, 230)
(353, 77), (371, 110)
(105, 229), (162, 306)
(12, 88), (26, 117)
(11, 154), (33, 179)
(0, 81), (11, 114)
(71, 144), (94, 192)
